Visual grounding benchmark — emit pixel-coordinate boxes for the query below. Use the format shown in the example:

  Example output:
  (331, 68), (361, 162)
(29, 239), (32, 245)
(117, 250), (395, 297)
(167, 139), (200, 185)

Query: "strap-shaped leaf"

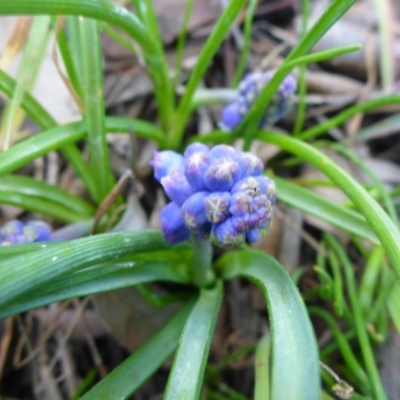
(0, 231), (168, 307)
(164, 282), (223, 400)
(216, 250), (320, 400)
(82, 298), (196, 400)
(0, 260), (190, 318)
(274, 176), (378, 243)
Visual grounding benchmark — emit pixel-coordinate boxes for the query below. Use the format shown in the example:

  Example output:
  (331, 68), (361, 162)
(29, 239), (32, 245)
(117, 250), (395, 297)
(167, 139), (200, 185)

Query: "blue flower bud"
(230, 192), (252, 215)
(246, 228), (266, 244)
(204, 157), (241, 192)
(209, 144), (238, 161)
(204, 192), (231, 223)
(184, 142), (209, 158)
(220, 102), (242, 131)
(237, 152), (263, 178)
(1, 220), (24, 236)
(151, 150), (184, 182)
(255, 176), (277, 204)
(184, 150), (210, 191)
(159, 202), (190, 244)
(24, 221), (52, 242)
(181, 192), (210, 232)
(212, 217), (245, 247)
(161, 169), (195, 206)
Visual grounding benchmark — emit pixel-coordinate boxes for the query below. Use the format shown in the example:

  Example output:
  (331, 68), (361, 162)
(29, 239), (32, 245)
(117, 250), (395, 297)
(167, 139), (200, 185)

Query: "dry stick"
(347, 31), (377, 141)
(91, 169), (134, 234)
(275, 206), (327, 255)
(0, 317), (14, 382)
(320, 361), (354, 399)
(74, 298), (108, 378)
(13, 301), (72, 368)
(45, 298), (92, 384)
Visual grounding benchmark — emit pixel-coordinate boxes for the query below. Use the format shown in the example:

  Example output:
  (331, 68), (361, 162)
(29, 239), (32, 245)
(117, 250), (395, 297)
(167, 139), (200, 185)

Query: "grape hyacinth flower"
(221, 70), (297, 131)
(0, 220), (52, 246)
(151, 143), (277, 247)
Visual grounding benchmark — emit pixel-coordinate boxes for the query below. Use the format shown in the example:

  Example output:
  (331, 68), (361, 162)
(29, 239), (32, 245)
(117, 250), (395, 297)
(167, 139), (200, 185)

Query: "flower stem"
(190, 236), (213, 287)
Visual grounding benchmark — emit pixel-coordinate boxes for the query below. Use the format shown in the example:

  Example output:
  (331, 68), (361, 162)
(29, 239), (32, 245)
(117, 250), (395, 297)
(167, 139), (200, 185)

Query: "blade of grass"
(216, 250), (320, 400)
(0, 0), (173, 135)
(0, 260), (190, 318)
(232, 0), (258, 87)
(0, 230), (168, 308)
(171, 0), (247, 149)
(328, 142), (399, 226)
(0, 193), (87, 223)
(164, 282), (223, 400)
(240, 0), (356, 149)
(55, 19), (83, 100)
(0, 117), (164, 177)
(254, 335), (271, 400)
(371, 0), (394, 89)
(0, 68), (97, 200)
(299, 95), (400, 141)
(326, 235), (388, 400)
(173, 0), (194, 87)
(78, 17), (113, 201)
(132, 0), (174, 133)
(0, 175), (94, 216)
(82, 298), (196, 400)
(309, 307), (370, 391)
(258, 131), (400, 282)
(239, 43), (361, 149)
(274, 175), (378, 243)
(292, 0), (310, 137)
(0, 15), (51, 150)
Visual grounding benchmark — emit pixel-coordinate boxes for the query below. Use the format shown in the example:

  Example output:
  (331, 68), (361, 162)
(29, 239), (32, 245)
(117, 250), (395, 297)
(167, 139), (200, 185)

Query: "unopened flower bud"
(212, 217), (245, 246)
(204, 192), (231, 223)
(184, 150), (210, 191)
(151, 150), (184, 182)
(24, 221), (52, 242)
(161, 169), (195, 206)
(181, 192), (210, 232)
(151, 142), (277, 247)
(159, 202), (190, 244)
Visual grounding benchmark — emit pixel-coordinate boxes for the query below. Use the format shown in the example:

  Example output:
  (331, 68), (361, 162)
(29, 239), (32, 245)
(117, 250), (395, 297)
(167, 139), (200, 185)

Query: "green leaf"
(0, 230), (168, 308)
(0, 15), (51, 149)
(0, 260), (190, 319)
(0, 175), (94, 216)
(81, 298), (196, 400)
(258, 131), (400, 282)
(164, 282), (223, 400)
(240, 0), (356, 148)
(254, 335), (271, 400)
(171, 0), (246, 149)
(0, 117), (164, 177)
(274, 176), (378, 243)
(78, 17), (113, 201)
(0, 0), (172, 138)
(216, 250), (320, 400)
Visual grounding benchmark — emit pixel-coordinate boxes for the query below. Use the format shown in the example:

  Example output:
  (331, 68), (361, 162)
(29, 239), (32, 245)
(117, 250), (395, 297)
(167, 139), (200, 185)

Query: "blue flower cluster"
(151, 143), (277, 247)
(0, 220), (52, 245)
(221, 70), (296, 131)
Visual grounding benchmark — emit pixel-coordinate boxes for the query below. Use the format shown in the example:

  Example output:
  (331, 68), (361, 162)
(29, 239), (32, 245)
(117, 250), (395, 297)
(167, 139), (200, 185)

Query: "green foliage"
(0, 0), (399, 399)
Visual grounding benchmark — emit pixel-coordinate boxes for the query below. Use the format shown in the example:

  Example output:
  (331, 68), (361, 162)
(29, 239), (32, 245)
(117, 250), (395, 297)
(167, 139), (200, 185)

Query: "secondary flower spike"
(152, 143), (277, 247)
(0, 220), (52, 245)
(221, 70), (297, 131)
